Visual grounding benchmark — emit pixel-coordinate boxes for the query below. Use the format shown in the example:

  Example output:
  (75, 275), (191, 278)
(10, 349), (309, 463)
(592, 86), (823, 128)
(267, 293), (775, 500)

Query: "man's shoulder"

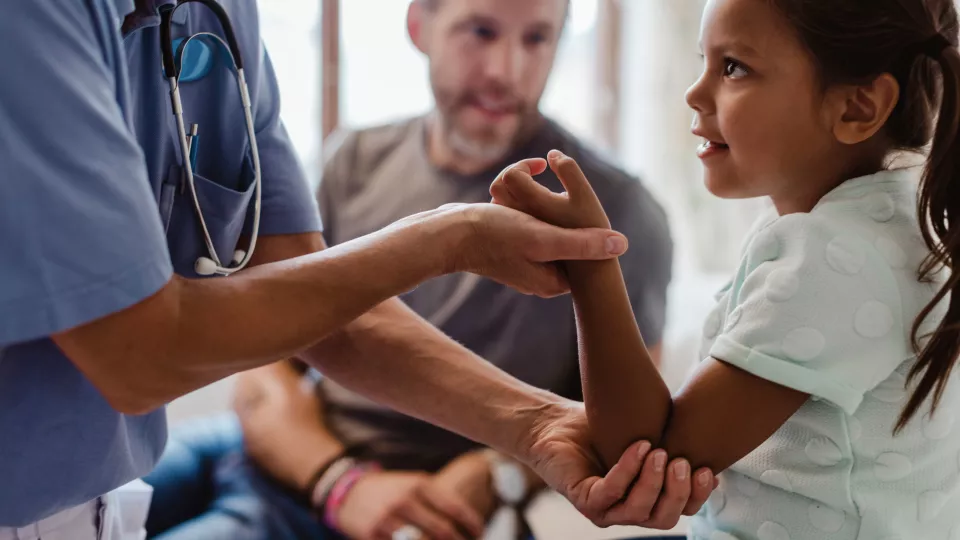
(326, 117), (423, 164)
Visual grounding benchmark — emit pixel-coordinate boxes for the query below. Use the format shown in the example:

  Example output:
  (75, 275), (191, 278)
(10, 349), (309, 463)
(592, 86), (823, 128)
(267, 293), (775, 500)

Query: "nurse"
(0, 1), (713, 538)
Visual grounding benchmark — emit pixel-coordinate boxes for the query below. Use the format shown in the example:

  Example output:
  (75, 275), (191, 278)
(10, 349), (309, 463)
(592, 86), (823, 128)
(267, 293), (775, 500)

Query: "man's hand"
(430, 451), (498, 522)
(233, 362), (345, 492)
(390, 202), (628, 298)
(337, 470), (485, 540)
(489, 151), (610, 231)
(518, 400), (717, 530)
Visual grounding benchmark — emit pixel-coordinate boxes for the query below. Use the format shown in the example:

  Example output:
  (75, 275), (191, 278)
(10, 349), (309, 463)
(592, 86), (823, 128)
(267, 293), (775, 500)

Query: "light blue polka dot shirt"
(688, 168), (959, 540)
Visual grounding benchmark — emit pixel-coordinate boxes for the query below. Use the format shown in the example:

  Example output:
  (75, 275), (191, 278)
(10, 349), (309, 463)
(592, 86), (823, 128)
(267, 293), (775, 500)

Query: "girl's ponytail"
(900, 41), (960, 431)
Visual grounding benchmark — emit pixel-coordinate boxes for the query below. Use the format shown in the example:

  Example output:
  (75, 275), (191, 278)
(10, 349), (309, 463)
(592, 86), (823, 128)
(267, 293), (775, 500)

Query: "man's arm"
(233, 360), (345, 492)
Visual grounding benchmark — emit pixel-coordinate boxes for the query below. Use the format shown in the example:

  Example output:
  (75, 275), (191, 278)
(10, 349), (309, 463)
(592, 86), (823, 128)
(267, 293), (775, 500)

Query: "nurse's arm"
(51, 205), (621, 429)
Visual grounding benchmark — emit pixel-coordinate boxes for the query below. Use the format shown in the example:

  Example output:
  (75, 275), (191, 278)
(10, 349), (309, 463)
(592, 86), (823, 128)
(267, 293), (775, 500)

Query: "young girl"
(491, 0), (960, 538)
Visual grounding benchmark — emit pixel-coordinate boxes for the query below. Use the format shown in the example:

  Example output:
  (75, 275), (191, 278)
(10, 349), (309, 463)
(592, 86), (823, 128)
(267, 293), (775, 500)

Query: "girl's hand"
(490, 150), (612, 230)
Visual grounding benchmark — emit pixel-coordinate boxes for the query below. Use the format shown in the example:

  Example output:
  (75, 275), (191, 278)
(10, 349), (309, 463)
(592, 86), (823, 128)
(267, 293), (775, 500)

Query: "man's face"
(417, 0), (566, 161)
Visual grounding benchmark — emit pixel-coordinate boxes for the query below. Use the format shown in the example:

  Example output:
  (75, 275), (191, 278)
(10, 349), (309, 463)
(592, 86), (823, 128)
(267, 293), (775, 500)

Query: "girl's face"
(686, 0), (848, 214)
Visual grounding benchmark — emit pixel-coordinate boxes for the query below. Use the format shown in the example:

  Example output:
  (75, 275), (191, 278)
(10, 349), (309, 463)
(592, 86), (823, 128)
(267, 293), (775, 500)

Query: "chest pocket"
(159, 155), (256, 277)
(155, 35), (257, 277)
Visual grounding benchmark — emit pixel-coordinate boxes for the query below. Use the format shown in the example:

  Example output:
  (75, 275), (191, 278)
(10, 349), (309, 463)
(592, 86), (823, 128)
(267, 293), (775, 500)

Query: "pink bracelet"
(323, 463), (380, 530)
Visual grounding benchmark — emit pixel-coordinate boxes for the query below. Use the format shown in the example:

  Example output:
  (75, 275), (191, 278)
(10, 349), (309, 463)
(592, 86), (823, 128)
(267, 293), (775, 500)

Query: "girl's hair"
(767, 0), (960, 431)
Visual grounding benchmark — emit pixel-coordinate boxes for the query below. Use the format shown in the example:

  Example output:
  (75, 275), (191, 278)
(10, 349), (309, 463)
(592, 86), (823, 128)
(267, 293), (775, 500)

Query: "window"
(258, 0), (323, 186)
(339, 0), (603, 140)
(618, 1), (767, 383)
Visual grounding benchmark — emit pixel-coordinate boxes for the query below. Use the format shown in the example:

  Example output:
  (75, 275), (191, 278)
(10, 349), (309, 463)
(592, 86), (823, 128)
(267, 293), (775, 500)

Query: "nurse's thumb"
(531, 226), (629, 262)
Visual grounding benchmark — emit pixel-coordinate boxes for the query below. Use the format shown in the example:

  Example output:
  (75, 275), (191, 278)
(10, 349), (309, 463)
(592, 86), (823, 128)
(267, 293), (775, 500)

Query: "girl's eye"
(723, 58), (749, 78)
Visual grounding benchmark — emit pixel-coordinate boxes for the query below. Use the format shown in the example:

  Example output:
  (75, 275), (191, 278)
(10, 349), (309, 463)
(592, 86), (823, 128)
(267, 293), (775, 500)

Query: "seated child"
(490, 0), (960, 538)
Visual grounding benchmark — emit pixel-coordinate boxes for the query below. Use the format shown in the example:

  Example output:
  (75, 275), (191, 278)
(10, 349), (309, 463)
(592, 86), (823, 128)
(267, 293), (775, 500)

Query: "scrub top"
(0, 0), (320, 526)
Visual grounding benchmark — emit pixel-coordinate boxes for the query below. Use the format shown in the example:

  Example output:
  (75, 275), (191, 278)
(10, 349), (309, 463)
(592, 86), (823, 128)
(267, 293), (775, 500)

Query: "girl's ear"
(830, 73), (901, 145)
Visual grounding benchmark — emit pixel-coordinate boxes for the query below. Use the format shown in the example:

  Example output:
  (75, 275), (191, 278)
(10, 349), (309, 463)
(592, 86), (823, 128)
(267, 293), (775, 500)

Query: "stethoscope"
(159, 0), (261, 276)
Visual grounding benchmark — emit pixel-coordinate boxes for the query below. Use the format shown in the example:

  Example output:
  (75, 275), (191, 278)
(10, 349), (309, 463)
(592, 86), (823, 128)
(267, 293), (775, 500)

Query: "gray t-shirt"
(317, 116), (673, 471)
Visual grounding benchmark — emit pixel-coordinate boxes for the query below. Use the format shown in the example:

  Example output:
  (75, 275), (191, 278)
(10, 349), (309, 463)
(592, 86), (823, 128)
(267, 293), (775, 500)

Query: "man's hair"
(416, 0), (570, 16)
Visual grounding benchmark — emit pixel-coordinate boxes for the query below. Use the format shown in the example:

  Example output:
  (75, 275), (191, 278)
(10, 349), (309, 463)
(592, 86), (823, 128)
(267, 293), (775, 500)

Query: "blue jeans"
(144, 414), (343, 540)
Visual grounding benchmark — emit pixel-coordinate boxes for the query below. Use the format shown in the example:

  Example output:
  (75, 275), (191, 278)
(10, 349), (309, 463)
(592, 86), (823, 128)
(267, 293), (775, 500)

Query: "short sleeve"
(0, 1), (173, 346)
(316, 129), (360, 245)
(252, 43), (322, 236)
(709, 214), (911, 415)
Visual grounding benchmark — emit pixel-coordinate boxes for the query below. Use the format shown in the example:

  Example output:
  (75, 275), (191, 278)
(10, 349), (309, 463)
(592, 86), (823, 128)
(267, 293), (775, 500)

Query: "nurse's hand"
(520, 400), (717, 530)
(411, 202), (628, 298)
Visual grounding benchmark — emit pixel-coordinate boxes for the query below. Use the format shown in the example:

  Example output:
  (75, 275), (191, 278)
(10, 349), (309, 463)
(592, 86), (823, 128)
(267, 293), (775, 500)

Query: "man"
(144, 1), (695, 539)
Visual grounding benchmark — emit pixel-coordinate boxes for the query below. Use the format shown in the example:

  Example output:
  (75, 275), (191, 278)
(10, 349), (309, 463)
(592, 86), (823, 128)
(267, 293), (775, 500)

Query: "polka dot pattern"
(685, 174), (960, 540)
(864, 192), (896, 222)
(765, 269), (800, 302)
(922, 410), (955, 440)
(782, 328), (826, 362)
(848, 416), (862, 442)
(808, 504), (845, 532)
(854, 301), (894, 339)
(708, 488), (727, 515)
(826, 236), (866, 275)
(752, 230), (781, 263)
(734, 474), (760, 497)
(874, 453), (913, 482)
(805, 437), (842, 466)
(918, 490), (949, 523)
(726, 306), (743, 331)
(875, 236), (908, 269)
(758, 521), (791, 540)
(761, 470), (793, 492)
(872, 372), (907, 404)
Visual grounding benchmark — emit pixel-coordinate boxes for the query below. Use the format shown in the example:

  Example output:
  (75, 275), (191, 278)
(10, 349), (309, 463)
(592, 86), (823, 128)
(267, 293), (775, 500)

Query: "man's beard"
(433, 88), (538, 164)
(444, 120), (514, 164)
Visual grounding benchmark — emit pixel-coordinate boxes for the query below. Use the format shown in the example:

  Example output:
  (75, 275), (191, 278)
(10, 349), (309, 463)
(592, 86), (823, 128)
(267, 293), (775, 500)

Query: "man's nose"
(483, 39), (524, 86)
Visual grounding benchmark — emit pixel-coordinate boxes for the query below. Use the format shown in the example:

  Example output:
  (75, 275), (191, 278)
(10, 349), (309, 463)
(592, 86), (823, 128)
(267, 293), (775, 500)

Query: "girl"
(491, 0), (960, 538)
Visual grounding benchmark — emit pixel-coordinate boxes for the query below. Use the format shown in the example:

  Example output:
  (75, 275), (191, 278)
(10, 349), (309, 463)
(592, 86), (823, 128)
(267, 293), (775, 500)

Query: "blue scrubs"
(0, 0), (320, 526)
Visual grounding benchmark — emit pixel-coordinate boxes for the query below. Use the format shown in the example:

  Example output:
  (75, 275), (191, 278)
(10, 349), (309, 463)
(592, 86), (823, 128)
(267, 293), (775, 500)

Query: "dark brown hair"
(768, 0), (960, 430)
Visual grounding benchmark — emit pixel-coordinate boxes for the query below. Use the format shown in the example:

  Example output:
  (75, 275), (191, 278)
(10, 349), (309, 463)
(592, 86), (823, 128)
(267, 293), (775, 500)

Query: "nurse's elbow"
(88, 357), (179, 415)
(52, 277), (185, 415)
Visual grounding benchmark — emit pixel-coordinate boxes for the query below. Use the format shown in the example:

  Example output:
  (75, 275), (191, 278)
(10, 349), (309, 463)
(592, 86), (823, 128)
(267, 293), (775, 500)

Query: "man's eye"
(525, 32), (548, 46)
(473, 25), (496, 41)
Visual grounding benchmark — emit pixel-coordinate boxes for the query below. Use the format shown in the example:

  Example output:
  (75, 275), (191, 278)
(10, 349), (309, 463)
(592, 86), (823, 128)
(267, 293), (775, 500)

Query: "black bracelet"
(302, 450), (347, 503)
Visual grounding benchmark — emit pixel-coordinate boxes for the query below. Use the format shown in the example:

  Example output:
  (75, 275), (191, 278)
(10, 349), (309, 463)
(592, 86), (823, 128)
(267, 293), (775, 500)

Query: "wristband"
(307, 455), (355, 509)
(323, 463), (381, 531)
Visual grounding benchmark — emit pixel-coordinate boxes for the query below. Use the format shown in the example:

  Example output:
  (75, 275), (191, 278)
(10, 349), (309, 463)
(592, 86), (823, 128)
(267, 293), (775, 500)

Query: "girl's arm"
(491, 152), (809, 472)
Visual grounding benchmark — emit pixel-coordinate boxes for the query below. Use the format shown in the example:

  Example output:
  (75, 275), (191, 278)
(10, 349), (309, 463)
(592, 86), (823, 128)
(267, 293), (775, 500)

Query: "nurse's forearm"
(54, 209), (466, 414)
(302, 297), (563, 457)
